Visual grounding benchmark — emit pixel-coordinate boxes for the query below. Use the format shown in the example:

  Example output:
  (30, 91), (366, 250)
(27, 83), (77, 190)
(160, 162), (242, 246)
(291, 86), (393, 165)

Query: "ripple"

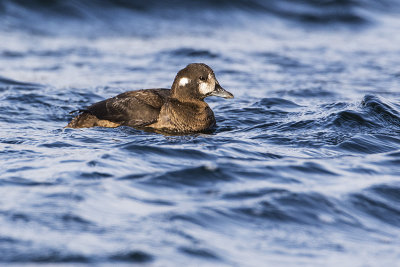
(39, 141), (75, 148)
(6, 252), (90, 263)
(179, 246), (221, 261)
(121, 143), (216, 160)
(109, 251), (153, 263)
(169, 48), (219, 59)
(330, 110), (378, 128)
(140, 165), (233, 188)
(256, 52), (307, 68)
(0, 76), (41, 87)
(222, 188), (289, 200)
(229, 190), (361, 228)
(337, 134), (400, 154)
(361, 94), (400, 126)
(288, 161), (338, 176)
(349, 191), (400, 227)
(369, 183), (400, 204)
(0, 177), (55, 187)
(79, 171), (113, 179)
(253, 97), (301, 109)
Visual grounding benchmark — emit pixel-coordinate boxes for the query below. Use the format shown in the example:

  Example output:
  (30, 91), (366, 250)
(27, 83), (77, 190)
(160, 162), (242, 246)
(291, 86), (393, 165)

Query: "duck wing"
(83, 88), (170, 127)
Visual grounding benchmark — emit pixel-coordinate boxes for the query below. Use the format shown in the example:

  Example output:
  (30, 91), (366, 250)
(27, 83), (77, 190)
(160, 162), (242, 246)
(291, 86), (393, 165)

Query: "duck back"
(67, 89), (170, 128)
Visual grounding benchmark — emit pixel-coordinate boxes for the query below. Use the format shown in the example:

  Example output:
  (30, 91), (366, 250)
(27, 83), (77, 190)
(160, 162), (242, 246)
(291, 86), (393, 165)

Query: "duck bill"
(209, 83), (234, 99)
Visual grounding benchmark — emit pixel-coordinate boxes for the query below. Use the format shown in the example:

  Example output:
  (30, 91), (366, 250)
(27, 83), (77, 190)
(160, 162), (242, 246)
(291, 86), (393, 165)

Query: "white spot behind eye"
(179, 77), (190, 87)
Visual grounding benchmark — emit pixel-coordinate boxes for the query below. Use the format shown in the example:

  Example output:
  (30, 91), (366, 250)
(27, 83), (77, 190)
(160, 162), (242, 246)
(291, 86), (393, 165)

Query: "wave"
(0, 0), (399, 36)
(0, 76), (41, 87)
(349, 185), (400, 227)
(243, 95), (400, 154)
(2, 0), (398, 14)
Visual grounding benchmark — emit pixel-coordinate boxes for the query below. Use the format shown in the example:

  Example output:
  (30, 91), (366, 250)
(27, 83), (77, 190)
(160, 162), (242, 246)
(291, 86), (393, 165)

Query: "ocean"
(1, 0), (400, 265)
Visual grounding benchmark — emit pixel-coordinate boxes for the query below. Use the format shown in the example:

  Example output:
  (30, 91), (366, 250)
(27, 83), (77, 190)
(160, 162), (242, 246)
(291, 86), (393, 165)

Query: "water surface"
(1, 0), (400, 265)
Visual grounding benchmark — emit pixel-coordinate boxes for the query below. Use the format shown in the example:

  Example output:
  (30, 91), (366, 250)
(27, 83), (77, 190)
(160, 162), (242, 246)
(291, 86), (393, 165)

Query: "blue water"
(1, 0), (400, 265)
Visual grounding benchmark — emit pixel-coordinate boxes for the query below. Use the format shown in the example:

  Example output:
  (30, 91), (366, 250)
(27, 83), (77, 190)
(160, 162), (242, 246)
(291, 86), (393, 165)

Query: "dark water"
(1, 0), (400, 265)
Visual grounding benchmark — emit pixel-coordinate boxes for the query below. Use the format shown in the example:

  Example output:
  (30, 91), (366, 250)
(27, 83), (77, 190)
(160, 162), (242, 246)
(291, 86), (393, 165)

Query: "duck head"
(171, 63), (234, 101)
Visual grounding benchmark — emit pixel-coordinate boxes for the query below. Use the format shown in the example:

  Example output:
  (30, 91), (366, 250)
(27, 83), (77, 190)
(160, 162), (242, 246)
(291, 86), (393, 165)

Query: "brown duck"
(66, 63), (234, 133)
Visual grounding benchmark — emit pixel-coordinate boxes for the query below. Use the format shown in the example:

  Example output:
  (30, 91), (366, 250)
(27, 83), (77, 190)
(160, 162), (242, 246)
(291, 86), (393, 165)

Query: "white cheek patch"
(179, 77), (190, 87)
(199, 82), (214, 95)
(199, 75), (215, 95)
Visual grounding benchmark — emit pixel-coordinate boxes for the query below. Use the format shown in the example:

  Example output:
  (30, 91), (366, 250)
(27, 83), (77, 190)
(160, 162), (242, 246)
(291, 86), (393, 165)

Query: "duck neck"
(157, 97), (215, 132)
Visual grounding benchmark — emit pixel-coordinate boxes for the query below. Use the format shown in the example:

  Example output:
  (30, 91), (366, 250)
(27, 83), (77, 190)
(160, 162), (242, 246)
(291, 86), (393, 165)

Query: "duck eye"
(199, 76), (206, 81)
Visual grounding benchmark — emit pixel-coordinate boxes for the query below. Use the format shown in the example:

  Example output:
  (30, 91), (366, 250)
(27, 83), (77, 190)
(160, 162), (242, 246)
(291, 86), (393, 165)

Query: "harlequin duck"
(66, 63), (233, 133)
